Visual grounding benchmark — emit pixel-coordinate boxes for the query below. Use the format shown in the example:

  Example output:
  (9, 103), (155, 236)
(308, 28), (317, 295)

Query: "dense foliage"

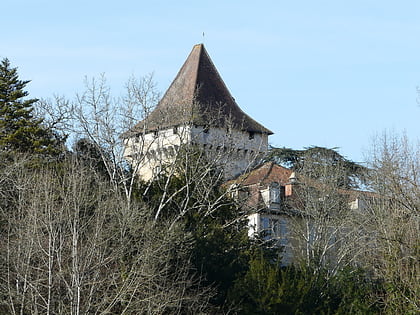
(229, 250), (382, 314)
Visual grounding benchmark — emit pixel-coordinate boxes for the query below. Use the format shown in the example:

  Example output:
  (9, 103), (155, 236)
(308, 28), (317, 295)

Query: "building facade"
(226, 162), (298, 265)
(227, 161), (376, 266)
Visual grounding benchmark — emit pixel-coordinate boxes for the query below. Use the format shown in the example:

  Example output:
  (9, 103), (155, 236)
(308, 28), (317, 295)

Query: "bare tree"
(62, 74), (263, 224)
(362, 132), (419, 313)
(285, 152), (369, 277)
(0, 155), (213, 314)
(35, 73), (161, 204)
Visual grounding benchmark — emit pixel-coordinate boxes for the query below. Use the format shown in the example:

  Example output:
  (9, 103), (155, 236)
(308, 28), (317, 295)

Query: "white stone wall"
(191, 126), (268, 179)
(124, 125), (269, 181)
(123, 125), (192, 181)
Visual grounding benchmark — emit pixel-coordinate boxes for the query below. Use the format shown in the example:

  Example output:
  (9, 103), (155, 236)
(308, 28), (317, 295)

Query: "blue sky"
(2, 0), (420, 163)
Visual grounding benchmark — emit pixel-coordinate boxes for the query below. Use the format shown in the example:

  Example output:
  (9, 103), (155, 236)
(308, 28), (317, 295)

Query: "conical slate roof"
(127, 44), (273, 136)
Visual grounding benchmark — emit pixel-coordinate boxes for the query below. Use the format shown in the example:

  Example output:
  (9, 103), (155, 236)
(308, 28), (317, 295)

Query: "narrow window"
(261, 217), (270, 234)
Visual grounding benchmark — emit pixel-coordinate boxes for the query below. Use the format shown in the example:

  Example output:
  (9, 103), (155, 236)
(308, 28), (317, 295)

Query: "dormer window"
(249, 131), (255, 140)
(260, 182), (282, 211)
(270, 182), (281, 204)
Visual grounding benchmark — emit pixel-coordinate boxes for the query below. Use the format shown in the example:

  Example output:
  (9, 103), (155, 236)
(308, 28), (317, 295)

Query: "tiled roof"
(126, 44), (273, 136)
(227, 162), (293, 187)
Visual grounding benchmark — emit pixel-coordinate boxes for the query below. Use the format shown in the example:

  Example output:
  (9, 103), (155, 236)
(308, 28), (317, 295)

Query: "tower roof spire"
(128, 44), (272, 135)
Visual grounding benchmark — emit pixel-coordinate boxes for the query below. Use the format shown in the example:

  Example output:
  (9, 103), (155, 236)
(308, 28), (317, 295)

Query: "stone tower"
(123, 44), (273, 181)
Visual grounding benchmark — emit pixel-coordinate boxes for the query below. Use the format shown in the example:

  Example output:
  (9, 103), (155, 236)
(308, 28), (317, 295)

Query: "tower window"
(153, 165), (162, 178)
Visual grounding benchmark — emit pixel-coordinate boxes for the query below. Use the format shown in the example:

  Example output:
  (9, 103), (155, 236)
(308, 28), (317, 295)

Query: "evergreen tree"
(0, 58), (61, 154)
(229, 251), (381, 315)
(267, 146), (367, 189)
(143, 170), (251, 307)
(140, 146), (252, 308)
(72, 138), (110, 177)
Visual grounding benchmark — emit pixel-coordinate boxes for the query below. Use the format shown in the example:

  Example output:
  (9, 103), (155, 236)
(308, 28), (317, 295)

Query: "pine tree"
(0, 58), (61, 154)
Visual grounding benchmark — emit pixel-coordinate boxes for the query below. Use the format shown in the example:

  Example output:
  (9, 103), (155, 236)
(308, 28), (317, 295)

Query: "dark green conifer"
(0, 58), (61, 154)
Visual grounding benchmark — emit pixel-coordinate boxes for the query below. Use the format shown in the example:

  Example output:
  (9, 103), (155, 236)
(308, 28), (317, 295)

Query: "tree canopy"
(267, 146), (368, 189)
